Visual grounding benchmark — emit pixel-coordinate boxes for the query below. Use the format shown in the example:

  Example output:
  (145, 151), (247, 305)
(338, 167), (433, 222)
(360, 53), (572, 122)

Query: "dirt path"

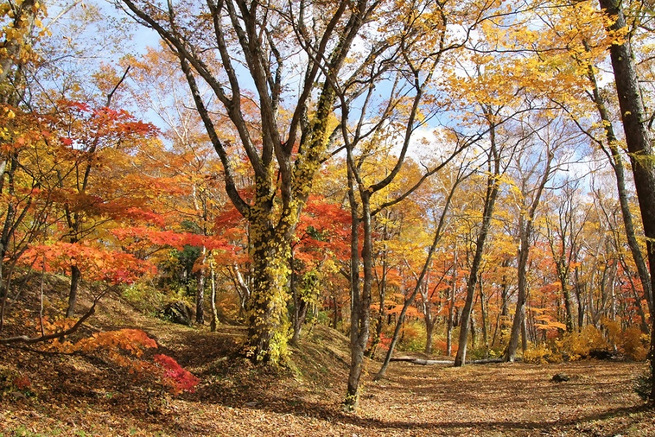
(357, 361), (650, 436)
(161, 359), (649, 437)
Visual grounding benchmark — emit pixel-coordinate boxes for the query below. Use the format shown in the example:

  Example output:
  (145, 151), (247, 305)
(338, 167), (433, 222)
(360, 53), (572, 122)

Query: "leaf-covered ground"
(1, 295), (653, 436)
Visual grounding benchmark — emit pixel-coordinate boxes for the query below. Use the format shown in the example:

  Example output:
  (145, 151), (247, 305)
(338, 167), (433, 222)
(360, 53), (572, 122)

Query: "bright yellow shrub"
(622, 327), (648, 361)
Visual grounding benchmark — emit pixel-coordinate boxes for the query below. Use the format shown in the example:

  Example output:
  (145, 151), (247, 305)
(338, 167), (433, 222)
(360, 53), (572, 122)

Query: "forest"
(2, 0), (655, 435)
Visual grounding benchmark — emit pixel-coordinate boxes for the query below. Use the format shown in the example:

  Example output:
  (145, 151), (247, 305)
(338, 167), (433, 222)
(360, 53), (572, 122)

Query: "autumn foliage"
(46, 327), (199, 396)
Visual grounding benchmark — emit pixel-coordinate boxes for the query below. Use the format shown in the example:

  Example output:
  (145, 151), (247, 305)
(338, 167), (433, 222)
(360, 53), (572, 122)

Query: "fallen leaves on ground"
(1, 299), (652, 436)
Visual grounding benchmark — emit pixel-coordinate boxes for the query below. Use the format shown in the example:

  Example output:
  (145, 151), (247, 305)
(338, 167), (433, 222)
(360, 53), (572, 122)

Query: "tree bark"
(425, 317), (436, 354)
(196, 248), (207, 325)
(210, 259), (219, 332)
(344, 167), (368, 411)
(479, 275), (489, 357)
(447, 272), (456, 356)
(598, 0), (655, 401)
(66, 265), (81, 318)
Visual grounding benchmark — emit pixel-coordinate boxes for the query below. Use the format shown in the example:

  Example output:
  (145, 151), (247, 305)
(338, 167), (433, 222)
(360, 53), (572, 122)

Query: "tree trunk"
(561, 279), (574, 333)
(247, 226), (292, 363)
(455, 114), (500, 367)
(469, 311), (477, 351)
(574, 267), (585, 330)
(447, 258), (457, 356)
(348, 186), (373, 403)
(291, 265), (310, 345)
(479, 275), (489, 357)
(66, 265), (81, 318)
(521, 314), (528, 353)
(344, 169), (369, 411)
(505, 143), (553, 361)
(598, 0), (655, 402)
(196, 249), (206, 325)
(367, 257), (388, 358)
(505, 251), (527, 363)
(425, 317), (436, 354)
(210, 261), (219, 332)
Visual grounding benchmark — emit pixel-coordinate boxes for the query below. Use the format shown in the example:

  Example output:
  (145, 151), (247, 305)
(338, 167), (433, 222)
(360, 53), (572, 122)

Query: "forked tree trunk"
(505, 141), (553, 362)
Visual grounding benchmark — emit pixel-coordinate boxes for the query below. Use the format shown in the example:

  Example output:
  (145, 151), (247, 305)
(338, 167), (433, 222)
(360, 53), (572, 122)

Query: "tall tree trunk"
(521, 314), (528, 353)
(447, 278), (455, 357)
(455, 111), (500, 367)
(469, 310), (477, 351)
(507, 231), (531, 362)
(574, 267), (585, 330)
(344, 167), (368, 411)
(561, 278), (574, 333)
(505, 151), (553, 362)
(598, 0), (655, 402)
(584, 40), (653, 319)
(348, 187), (373, 405)
(496, 266), (511, 347)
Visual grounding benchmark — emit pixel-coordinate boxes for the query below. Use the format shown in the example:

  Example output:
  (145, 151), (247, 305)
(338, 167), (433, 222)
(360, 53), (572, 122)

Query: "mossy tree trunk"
(120, 0), (372, 363)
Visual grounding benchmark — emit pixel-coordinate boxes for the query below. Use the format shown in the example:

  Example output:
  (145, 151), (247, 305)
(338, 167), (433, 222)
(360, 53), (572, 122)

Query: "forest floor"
(1, 289), (653, 436)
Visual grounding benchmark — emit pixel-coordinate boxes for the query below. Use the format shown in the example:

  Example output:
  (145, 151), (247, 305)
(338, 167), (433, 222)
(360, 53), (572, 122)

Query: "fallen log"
(390, 357), (453, 365)
(390, 357), (510, 365)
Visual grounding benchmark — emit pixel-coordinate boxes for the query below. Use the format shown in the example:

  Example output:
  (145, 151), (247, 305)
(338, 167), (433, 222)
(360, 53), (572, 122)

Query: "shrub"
(523, 344), (562, 364)
(622, 327), (648, 361)
(397, 321), (426, 352)
(0, 366), (33, 397)
(556, 325), (609, 360)
(153, 354), (200, 395)
(122, 282), (166, 316)
(47, 329), (200, 397)
(430, 338), (459, 356)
